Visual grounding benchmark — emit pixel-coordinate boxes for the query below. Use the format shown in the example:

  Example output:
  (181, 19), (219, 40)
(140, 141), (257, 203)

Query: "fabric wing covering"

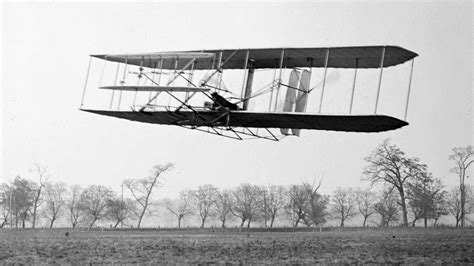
(91, 46), (418, 70)
(82, 110), (409, 133)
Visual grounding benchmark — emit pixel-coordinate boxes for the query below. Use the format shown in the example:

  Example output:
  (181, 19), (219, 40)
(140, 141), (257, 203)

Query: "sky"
(1, 1), (472, 200)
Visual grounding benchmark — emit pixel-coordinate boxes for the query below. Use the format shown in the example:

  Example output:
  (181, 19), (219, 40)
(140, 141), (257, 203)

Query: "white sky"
(1, 1), (472, 198)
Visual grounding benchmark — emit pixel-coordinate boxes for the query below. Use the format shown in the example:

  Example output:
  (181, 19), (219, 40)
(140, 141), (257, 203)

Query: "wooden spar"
(186, 61), (195, 100)
(273, 49), (285, 112)
(404, 59), (415, 120)
(374, 46), (386, 114)
(154, 57), (163, 106)
(243, 62), (255, 110)
(349, 58), (359, 114)
(318, 49), (330, 113)
(80, 56), (92, 108)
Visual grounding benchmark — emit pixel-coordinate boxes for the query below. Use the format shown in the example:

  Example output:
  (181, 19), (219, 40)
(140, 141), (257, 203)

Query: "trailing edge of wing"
(81, 110), (409, 133)
(100, 86), (210, 92)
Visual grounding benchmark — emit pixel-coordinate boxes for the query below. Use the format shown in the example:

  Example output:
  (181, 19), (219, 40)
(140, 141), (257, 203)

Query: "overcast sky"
(1, 1), (472, 198)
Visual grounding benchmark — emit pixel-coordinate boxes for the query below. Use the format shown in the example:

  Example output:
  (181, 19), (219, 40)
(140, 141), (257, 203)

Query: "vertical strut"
(186, 61), (195, 100)
(374, 46), (386, 114)
(154, 57), (163, 106)
(404, 59), (415, 120)
(80, 56), (92, 108)
(349, 58), (359, 114)
(110, 62), (120, 109)
(273, 49), (285, 112)
(269, 59), (278, 112)
(318, 48), (330, 113)
(241, 50), (250, 104)
(118, 57), (128, 110)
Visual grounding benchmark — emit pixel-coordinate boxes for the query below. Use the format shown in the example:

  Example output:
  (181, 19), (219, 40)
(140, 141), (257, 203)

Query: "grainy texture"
(0, 228), (473, 264)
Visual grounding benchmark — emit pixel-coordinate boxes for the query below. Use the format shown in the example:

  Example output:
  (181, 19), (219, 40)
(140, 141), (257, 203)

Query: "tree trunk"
(240, 219), (245, 228)
(270, 215), (275, 228)
(340, 219), (344, 227)
(399, 189), (408, 226)
(460, 183), (465, 227)
(247, 218), (251, 228)
(221, 219), (226, 228)
(200, 218), (206, 228)
(362, 216), (367, 227)
(137, 208), (146, 229)
(424, 217), (428, 227)
(178, 216), (182, 228)
(114, 220), (121, 228)
(49, 217), (56, 229)
(88, 218), (97, 230)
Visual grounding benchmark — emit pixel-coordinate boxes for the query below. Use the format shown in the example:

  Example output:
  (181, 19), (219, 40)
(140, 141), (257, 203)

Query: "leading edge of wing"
(81, 109), (408, 133)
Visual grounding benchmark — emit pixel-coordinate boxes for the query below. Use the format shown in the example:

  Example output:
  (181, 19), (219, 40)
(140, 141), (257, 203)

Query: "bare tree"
(43, 181), (67, 228)
(449, 145), (473, 227)
(364, 139), (426, 226)
(0, 183), (10, 228)
(107, 196), (136, 228)
(355, 188), (377, 227)
(260, 185), (286, 228)
(124, 163), (173, 228)
(30, 163), (47, 229)
(193, 184), (218, 228)
(331, 187), (357, 227)
(407, 172), (444, 227)
(447, 186), (472, 227)
(165, 190), (193, 228)
(374, 189), (400, 227)
(79, 185), (114, 230)
(215, 189), (233, 228)
(231, 184), (260, 228)
(301, 180), (328, 227)
(67, 185), (83, 228)
(287, 184), (309, 227)
(11, 176), (35, 228)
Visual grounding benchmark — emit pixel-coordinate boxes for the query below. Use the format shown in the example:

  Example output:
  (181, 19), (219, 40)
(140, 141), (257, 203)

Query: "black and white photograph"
(1, 0), (473, 263)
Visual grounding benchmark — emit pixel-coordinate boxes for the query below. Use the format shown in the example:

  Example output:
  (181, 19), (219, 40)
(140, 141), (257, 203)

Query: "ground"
(0, 227), (473, 264)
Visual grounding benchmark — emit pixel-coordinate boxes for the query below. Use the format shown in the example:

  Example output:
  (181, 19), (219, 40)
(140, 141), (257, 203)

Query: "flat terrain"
(0, 228), (473, 264)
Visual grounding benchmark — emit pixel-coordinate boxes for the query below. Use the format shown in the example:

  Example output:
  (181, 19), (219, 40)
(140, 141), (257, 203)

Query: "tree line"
(0, 141), (472, 229)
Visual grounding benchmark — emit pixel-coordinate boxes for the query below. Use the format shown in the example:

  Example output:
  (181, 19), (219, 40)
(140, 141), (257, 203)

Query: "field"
(0, 228), (473, 264)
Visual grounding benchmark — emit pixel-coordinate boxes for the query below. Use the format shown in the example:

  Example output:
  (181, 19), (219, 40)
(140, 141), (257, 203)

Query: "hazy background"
(1, 0), (472, 204)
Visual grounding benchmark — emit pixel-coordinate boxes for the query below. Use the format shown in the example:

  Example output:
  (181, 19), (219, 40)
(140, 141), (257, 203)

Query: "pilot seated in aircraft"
(210, 92), (240, 111)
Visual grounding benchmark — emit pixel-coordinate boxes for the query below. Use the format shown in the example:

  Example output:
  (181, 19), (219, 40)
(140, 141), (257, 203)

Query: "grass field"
(0, 227), (473, 264)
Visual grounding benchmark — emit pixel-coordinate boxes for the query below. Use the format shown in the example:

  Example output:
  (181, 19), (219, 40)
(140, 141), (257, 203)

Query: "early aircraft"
(80, 46), (417, 140)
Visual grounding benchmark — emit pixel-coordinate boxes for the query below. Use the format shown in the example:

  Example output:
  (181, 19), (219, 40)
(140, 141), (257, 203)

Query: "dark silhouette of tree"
(449, 145), (473, 227)
(231, 184), (260, 228)
(259, 185), (286, 228)
(331, 187), (357, 227)
(287, 184), (309, 227)
(107, 196), (136, 228)
(193, 184), (218, 228)
(30, 163), (47, 229)
(215, 189), (233, 228)
(374, 188), (400, 227)
(79, 185), (113, 230)
(301, 180), (328, 227)
(124, 163), (173, 228)
(43, 181), (67, 228)
(67, 185), (83, 228)
(407, 172), (444, 227)
(447, 186), (472, 227)
(355, 188), (377, 227)
(364, 139), (426, 226)
(165, 190), (193, 228)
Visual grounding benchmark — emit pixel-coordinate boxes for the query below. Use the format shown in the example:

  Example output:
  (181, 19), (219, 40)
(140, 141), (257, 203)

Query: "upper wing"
(91, 46), (418, 70)
(81, 110), (408, 133)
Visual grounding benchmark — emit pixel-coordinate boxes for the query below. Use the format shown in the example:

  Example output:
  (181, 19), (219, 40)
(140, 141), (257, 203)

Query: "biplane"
(80, 46), (418, 141)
